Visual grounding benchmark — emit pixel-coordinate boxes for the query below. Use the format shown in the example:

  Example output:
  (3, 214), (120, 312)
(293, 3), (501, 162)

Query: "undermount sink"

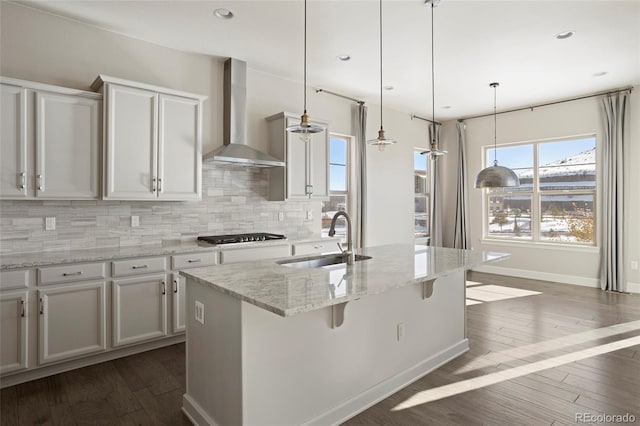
(277, 253), (372, 269)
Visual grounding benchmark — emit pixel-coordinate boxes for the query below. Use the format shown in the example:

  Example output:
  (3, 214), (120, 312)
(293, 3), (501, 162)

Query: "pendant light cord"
(493, 84), (497, 165)
(379, 0), (383, 131)
(431, 2), (435, 144)
(303, 0), (308, 114)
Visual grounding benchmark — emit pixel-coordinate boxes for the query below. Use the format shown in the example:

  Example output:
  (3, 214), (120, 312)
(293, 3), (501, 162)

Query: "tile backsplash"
(0, 165), (320, 255)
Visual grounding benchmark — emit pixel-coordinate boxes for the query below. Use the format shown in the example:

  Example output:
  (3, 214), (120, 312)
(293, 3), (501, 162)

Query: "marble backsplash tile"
(0, 165), (320, 255)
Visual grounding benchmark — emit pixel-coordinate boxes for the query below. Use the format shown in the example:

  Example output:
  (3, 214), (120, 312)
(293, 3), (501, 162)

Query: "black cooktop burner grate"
(197, 233), (286, 245)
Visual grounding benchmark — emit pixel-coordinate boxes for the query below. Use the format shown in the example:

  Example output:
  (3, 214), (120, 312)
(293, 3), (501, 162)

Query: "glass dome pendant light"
(474, 83), (520, 188)
(421, 0), (447, 158)
(286, 0), (324, 140)
(366, 0), (397, 151)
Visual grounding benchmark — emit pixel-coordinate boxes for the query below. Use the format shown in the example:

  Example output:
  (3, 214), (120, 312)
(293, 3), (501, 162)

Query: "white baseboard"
(303, 339), (469, 426)
(472, 264), (600, 288)
(627, 281), (640, 294)
(0, 334), (185, 388)
(182, 394), (220, 426)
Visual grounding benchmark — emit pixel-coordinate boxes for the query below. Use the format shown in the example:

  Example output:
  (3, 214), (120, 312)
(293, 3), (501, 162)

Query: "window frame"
(322, 133), (355, 238)
(414, 148), (430, 239)
(482, 135), (598, 247)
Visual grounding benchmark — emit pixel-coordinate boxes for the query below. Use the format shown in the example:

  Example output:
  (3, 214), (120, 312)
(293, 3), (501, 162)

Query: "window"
(322, 135), (350, 237)
(485, 136), (596, 245)
(414, 149), (429, 238)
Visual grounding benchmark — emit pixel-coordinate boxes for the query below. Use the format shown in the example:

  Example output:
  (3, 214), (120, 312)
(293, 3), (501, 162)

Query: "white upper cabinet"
(0, 78), (101, 200)
(266, 112), (329, 201)
(93, 75), (205, 201)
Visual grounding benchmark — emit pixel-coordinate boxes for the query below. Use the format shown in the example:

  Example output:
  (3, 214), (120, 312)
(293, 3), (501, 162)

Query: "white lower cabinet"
(112, 274), (168, 347)
(0, 291), (28, 374)
(172, 273), (186, 333)
(38, 282), (106, 365)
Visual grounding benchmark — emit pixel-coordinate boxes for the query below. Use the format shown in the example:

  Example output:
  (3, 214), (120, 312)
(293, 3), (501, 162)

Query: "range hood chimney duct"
(203, 58), (285, 167)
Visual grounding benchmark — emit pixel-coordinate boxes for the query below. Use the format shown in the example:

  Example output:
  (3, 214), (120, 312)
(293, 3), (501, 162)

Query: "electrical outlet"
(195, 301), (205, 324)
(131, 215), (140, 227)
(631, 261), (639, 271)
(278, 212), (284, 222)
(397, 323), (405, 341)
(45, 217), (56, 231)
(306, 210), (313, 220)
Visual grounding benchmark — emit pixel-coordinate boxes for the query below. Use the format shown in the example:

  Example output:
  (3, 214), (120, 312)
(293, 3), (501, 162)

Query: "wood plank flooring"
(1, 272), (639, 425)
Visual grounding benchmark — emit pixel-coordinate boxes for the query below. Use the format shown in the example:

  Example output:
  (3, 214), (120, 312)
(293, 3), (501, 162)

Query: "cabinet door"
(308, 124), (329, 199)
(38, 282), (106, 365)
(105, 84), (158, 200)
(172, 273), (186, 333)
(0, 84), (28, 198)
(112, 274), (167, 347)
(35, 92), (100, 199)
(0, 291), (28, 374)
(285, 117), (309, 199)
(157, 94), (201, 200)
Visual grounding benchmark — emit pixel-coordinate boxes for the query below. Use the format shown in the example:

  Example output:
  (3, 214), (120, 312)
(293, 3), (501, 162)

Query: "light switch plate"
(278, 212), (284, 222)
(306, 210), (313, 220)
(131, 215), (140, 227)
(195, 301), (205, 324)
(632, 261), (639, 270)
(45, 217), (56, 231)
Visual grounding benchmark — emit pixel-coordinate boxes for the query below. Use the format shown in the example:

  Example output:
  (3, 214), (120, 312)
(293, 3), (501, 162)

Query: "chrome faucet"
(328, 211), (354, 265)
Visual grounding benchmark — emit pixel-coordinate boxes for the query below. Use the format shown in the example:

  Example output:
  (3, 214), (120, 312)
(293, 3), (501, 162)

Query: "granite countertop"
(0, 237), (336, 269)
(181, 244), (509, 317)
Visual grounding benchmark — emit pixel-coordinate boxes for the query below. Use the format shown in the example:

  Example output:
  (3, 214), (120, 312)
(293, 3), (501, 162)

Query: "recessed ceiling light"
(336, 54), (351, 61)
(214, 8), (234, 19)
(383, 85), (394, 91)
(593, 71), (608, 77)
(442, 106), (451, 109)
(554, 30), (574, 40)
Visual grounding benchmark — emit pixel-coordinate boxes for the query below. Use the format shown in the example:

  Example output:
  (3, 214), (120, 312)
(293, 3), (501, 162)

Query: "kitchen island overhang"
(181, 244), (508, 426)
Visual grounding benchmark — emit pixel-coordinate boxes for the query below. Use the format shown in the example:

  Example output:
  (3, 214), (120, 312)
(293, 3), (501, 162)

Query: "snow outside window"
(485, 136), (596, 245)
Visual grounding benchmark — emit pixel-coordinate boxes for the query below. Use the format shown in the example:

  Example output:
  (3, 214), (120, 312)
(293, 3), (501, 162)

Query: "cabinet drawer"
(112, 257), (166, 277)
(0, 269), (29, 290)
(38, 262), (105, 286)
(172, 252), (217, 270)
(292, 240), (339, 256)
(220, 244), (290, 264)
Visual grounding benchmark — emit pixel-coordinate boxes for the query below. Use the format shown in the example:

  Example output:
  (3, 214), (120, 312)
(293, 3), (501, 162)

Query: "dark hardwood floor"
(1, 272), (639, 425)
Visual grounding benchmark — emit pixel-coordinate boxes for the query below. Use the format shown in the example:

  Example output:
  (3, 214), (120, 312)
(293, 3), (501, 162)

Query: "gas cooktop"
(197, 233), (286, 245)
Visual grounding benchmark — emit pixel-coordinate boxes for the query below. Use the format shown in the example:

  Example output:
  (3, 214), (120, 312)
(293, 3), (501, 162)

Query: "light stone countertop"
(0, 237), (341, 269)
(181, 244), (510, 317)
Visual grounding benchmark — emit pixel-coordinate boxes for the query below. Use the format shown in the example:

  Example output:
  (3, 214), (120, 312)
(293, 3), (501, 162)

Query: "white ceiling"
(16, 0), (640, 121)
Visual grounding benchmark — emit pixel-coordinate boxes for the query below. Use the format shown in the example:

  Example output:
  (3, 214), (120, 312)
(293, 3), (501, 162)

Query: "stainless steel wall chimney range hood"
(203, 58), (285, 167)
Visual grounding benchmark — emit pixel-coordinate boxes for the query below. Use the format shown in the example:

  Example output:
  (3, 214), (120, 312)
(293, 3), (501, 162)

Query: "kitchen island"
(181, 244), (508, 426)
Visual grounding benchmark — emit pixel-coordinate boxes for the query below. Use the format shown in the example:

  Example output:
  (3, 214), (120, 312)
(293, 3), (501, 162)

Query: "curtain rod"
(410, 114), (441, 126)
(315, 88), (365, 105)
(460, 87), (633, 121)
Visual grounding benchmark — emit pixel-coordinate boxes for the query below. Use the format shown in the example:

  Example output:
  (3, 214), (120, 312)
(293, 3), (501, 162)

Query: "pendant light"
(420, 0), (447, 158)
(366, 0), (396, 151)
(286, 0), (323, 139)
(474, 83), (520, 188)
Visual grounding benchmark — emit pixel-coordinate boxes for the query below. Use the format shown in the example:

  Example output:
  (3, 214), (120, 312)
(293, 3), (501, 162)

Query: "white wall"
(440, 90), (640, 291)
(0, 2), (425, 248)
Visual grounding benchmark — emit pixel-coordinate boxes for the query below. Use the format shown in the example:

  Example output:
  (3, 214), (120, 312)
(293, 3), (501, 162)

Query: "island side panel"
(241, 270), (467, 426)
(184, 278), (243, 426)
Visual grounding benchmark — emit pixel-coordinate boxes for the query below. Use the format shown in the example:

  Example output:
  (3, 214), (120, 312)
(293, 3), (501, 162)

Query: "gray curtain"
(429, 123), (443, 247)
(353, 103), (368, 249)
(600, 92), (629, 292)
(453, 121), (470, 249)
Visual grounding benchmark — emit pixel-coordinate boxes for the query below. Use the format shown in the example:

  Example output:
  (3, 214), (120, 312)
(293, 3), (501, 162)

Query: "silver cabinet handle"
(131, 264), (148, 269)
(173, 279), (178, 294)
(37, 174), (44, 191)
(62, 271), (83, 277)
(18, 172), (26, 189)
(187, 259), (201, 263)
(39, 297), (44, 315)
(157, 178), (162, 193)
(161, 280), (166, 295)
(152, 177), (156, 192)
(313, 245), (324, 249)
(20, 299), (25, 317)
